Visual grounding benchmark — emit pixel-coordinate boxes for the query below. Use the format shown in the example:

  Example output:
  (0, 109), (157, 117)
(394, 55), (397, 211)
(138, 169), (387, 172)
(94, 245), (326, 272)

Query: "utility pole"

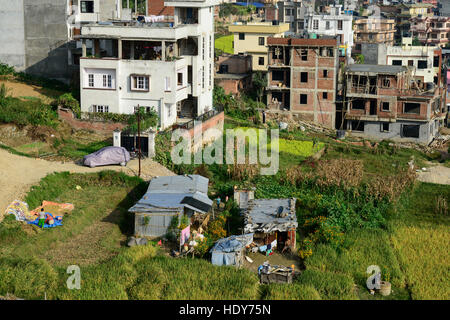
(137, 104), (141, 178)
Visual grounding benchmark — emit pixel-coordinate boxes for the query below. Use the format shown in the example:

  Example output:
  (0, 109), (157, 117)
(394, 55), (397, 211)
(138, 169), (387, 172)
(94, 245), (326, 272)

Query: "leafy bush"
(54, 93), (80, 118)
(0, 97), (58, 128)
(206, 214), (227, 241)
(0, 63), (15, 76)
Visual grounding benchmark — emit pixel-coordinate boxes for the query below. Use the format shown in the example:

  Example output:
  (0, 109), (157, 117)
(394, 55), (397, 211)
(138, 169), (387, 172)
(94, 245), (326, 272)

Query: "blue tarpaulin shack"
(210, 233), (254, 267)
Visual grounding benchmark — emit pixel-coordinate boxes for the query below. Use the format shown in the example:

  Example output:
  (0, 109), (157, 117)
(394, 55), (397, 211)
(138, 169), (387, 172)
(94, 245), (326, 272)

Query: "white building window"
(131, 75), (149, 91)
(209, 63), (212, 87)
(88, 74), (94, 87)
(313, 20), (319, 30)
(165, 77), (171, 91)
(93, 105), (109, 113)
(81, 1), (94, 13)
(166, 104), (172, 118)
(202, 37), (205, 61)
(134, 106), (153, 113)
(209, 35), (212, 59)
(102, 74), (112, 88)
(202, 66), (205, 89)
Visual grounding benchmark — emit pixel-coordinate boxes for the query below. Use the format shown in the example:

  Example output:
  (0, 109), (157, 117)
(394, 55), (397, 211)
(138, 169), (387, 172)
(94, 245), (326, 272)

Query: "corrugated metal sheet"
(243, 198), (297, 233)
(134, 211), (179, 238)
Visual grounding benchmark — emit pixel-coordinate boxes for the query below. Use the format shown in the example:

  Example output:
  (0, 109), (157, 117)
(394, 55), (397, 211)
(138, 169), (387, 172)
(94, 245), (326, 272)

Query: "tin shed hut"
(129, 175), (213, 238)
(243, 198), (297, 251)
(210, 233), (254, 267)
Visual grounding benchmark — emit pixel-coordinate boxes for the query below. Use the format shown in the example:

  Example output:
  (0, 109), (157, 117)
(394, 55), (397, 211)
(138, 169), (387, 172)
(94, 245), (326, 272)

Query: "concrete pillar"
(145, 0), (148, 16)
(174, 41), (178, 57)
(82, 39), (87, 57)
(130, 41), (134, 59)
(118, 39), (122, 59)
(147, 130), (156, 158)
(127, 0), (130, 9)
(94, 39), (100, 57)
(162, 41), (166, 60)
(113, 129), (121, 147)
(135, 0), (138, 16)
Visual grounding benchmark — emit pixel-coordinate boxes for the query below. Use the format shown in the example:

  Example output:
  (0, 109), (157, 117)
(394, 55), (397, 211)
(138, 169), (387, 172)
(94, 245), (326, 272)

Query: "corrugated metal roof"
(243, 198), (297, 233)
(129, 175), (213, 214)
(148, 175), (209, 194)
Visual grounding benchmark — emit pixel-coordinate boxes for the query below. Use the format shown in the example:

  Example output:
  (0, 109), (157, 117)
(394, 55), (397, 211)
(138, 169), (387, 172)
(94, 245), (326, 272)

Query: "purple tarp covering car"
(83, 146), (131, 168)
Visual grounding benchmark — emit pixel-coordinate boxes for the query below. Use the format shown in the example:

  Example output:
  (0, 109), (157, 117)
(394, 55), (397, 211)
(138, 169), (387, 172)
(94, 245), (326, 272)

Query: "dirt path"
(417, 163), (450, 185)
(0, 79), (61, 104)
(0, 148), (174, 219)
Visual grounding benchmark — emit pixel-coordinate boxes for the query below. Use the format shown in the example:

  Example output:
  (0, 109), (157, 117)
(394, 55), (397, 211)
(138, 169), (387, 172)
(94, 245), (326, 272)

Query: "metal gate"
(120, 135), (149, 156)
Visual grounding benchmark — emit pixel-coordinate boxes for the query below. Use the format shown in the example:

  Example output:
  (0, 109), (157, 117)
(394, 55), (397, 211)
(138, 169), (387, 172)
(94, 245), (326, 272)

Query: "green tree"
(412, 36), (421, 46)
(126, 106), (158, 134)
(355, 54), (365, 64)
(253, 71), (267, 103)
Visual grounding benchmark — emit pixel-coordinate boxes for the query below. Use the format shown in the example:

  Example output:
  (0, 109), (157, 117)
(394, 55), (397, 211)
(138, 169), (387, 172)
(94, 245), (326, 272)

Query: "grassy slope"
(389, 183), (450, 300)
(215, 35), (234, 54)
(0, 171), (262, 300)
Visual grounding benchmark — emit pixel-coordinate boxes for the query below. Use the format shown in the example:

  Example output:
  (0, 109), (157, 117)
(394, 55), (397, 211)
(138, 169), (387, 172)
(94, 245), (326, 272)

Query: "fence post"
(148, 129), (156, 158)
(113, 128), (121, 147)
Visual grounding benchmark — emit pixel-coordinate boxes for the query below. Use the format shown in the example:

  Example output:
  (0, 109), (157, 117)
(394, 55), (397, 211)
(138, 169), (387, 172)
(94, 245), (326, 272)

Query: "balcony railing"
(175, 106), (224, 131)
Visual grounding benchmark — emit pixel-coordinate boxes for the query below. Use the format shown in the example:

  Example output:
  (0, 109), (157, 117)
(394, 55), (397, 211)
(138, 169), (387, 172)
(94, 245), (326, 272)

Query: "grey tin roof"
(347, 64), (407, 74)
(129, 175), (213, 214)
(243, 198), (297, 233)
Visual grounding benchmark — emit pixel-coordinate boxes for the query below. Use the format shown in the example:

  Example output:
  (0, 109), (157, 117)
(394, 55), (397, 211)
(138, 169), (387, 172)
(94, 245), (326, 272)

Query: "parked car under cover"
(83, 146), (130, 168)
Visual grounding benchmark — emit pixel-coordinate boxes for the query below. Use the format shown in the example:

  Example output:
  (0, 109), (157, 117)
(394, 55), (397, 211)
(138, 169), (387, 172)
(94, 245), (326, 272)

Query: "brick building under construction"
(265, 37), (339, 129)
(344, 64), (446, 144)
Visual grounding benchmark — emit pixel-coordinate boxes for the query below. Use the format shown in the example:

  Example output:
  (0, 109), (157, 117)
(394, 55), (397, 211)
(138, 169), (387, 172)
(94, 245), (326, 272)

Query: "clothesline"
(142, 15), (165, 23)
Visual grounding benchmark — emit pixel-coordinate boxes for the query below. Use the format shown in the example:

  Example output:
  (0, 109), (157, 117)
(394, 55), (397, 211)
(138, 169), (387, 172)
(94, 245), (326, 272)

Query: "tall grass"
(389, 183), (450, 300)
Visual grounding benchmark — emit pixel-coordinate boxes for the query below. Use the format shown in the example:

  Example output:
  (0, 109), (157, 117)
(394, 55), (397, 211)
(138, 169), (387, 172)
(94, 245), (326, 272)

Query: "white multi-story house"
(305, 4), (354, 58)
(79, 0), (218, 130)
(386, 37), (441, 86)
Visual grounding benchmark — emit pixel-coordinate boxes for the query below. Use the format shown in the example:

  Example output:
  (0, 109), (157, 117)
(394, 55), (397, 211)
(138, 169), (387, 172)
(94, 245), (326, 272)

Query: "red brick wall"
(216, 55), (252, 74)
(216, 79), (239, 95)
(186, 111), (224, 137)
(58, 108), (127, 133)
(265, 7), (278, 21)
(148, 0), (174, 16)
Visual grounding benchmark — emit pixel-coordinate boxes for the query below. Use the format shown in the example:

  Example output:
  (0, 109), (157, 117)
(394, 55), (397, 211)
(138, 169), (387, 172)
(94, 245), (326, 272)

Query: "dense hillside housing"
(304, 4), (353, 59)
(410, 16), (450, 47)
(228, 21), (290, 72)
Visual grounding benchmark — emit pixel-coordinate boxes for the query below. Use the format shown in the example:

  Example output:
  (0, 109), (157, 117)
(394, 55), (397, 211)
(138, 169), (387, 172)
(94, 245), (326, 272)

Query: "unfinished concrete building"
(265, 37), (339, 128)
(0, 0), (120, 83)
(344, 64), (446, 144)
(353, 17), (395, 55)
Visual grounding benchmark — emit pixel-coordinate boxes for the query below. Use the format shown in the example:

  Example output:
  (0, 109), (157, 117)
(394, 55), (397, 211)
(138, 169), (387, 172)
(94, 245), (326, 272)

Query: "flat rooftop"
(347, 64), (407, 75)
